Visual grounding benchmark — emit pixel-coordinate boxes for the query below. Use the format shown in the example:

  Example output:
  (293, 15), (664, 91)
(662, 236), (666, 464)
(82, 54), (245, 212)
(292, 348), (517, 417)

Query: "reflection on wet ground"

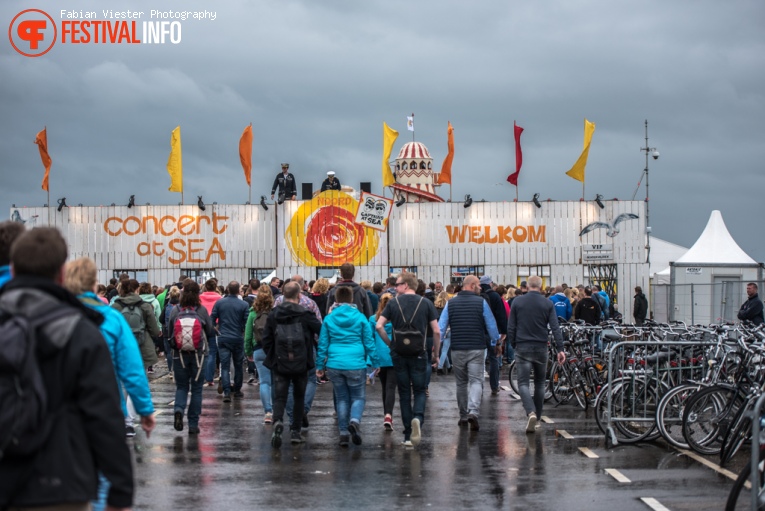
(132, 369), (749, 510)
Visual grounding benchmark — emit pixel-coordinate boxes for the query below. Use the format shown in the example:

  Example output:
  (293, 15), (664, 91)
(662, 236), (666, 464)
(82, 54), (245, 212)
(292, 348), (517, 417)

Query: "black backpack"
(391, 296), (426, 357)
(274, 318), (308, 375)
(0, 306), (76, 460)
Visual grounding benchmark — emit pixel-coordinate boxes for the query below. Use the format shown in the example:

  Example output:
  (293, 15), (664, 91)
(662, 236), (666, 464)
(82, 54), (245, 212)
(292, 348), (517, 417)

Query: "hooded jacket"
(140, 292), (161, 323)
(317, 304), (377, 371)
(549, 292), (573, 321)
(633, 292), (648, 321)
(111, 293), (161, 367)
(78, 291), (154, 417)
(370, 315), (393, 367)
(200, 290), (222, 315)
(326, 280), (373, 317)
(261, 301), (322, 372)
(0, 277), (133, 508)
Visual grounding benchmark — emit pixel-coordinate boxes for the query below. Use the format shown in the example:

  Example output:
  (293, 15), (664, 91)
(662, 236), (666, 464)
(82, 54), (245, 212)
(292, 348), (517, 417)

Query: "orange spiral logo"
(285, 191), (380, 266)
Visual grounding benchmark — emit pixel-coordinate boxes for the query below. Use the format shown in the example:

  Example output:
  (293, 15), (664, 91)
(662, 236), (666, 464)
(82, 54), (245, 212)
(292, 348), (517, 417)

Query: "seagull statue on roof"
(579, 213), (639, 238)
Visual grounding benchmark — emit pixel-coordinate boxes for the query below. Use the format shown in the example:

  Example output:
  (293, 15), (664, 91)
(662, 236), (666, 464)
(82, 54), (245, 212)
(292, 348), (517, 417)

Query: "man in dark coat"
(320, 170), (342, 192)
(738, 282), (764, 326)
(633, 286), (648, 326)
(271, 163), (297, 202)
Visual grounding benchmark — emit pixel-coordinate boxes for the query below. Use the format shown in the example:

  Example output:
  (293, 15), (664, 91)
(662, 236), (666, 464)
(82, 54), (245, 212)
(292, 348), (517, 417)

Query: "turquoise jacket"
(369, 315), (393, 368)
(317, 304), (377, 371)
(0, 265), (10, 289)
(78, 291), (154, 417)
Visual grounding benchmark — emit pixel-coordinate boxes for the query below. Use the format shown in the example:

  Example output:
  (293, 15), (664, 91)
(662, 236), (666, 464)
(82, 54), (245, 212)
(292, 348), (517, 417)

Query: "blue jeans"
(452, 349), (485, 418)
(173, 351), (205, 427)
(252, 349), (272, 413)
(204, 335), (218, 383)
(438, 331), (452, 369)
(327, 368), (367, 435)
(392, 352), (428, 440)
(218, 339), (244, 394)
(515, 345), (549, 418)
(504, 342), (516, 364)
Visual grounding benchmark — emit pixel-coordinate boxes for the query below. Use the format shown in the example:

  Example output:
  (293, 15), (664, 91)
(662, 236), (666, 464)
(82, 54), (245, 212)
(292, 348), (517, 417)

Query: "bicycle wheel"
(682, 385), (738, 456)
(655, 383), (702, 450)
(611, 378), (658, 443)
(726, 448), (765, 511)
(720, 404), (752, 466)
(550, 362), (573, 404)
(570, 366), (589, 411)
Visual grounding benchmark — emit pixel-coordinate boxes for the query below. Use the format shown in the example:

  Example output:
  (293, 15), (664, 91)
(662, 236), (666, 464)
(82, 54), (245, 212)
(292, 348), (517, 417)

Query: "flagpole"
(581, 181), (585, 201)
(411, 112), (415, 142)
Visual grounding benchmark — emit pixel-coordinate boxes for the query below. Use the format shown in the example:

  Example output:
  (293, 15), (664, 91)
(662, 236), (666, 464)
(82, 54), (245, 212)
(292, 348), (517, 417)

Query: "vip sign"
(355, 192), (393, 232)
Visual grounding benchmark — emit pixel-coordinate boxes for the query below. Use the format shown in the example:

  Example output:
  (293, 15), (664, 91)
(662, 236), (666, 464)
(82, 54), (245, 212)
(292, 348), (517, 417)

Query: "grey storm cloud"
(1, 0), (763, 260)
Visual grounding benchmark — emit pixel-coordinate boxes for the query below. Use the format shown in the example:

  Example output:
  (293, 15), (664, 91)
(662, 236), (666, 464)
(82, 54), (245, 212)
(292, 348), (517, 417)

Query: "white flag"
(406, 116), (414, 131)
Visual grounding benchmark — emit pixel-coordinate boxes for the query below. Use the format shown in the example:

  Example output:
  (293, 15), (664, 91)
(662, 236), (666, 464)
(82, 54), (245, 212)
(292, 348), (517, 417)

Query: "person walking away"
(167, 279), (215, 434)
(326, 262), (373, 317)
(245, 284), (276, 424)
(309, 278), (330, 319)
(434, 291), (452, 374)
(64, 257), (156, 510)
(438, 275), (500, 431)
(200, 279), (222, 387)
(593, 284), (610, 321)
(549, 285), (573, 322)
(211, 281), (251, 402)
(479, 275), (506, 396)
(507, 275), (566, 434)
(574, 287), (602, 350)
(371, 293), (397, 430)
(633, 286), (648, 326)
(0, 227), (134, 510)
(375, 272), (440, 447)
(262, 282), (322, 447)
(316, 286), (377, 446)
(738, 282), (764, 325)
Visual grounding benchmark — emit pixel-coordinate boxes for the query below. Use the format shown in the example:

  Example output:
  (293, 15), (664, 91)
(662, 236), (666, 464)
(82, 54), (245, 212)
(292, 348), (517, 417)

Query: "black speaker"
(302, 183), (313, 200)
(360, 182), (371, 193)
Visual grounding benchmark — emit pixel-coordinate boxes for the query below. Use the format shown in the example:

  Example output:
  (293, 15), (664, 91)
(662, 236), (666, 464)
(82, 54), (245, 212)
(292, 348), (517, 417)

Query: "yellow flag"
(166, 126), (183, 192)
(565, 119), (596, 183)
(382, 122), (398, 187)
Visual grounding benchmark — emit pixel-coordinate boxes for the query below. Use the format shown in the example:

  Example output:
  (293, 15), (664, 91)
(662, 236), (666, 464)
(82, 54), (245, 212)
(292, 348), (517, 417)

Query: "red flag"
(239, 124), (253, 186)
(438, 121), (454, 185)
(507, 122), (524, 186)
(35, 128), (52, 191)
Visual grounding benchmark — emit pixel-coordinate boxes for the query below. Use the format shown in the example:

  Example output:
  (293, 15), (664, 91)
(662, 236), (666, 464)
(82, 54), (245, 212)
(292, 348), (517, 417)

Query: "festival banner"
(355, 192), (393, 232)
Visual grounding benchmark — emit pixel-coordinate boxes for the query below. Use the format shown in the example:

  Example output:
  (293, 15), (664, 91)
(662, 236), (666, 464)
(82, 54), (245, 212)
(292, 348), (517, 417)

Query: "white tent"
(665, 210), (763, 324)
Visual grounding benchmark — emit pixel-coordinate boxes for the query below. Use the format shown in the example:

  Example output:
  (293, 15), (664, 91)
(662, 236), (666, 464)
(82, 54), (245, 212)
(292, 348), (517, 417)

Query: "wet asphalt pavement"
(130, 367), (750, 511)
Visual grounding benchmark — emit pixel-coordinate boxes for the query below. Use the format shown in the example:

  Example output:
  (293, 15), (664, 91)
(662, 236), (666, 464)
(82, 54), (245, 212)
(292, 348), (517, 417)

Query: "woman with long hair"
(370, 293), (397, 430)
(434, 291), (453, 374)
(308, 278), (330, 319)
(167, 280), (215, 434)
(245, 284), (275, 424)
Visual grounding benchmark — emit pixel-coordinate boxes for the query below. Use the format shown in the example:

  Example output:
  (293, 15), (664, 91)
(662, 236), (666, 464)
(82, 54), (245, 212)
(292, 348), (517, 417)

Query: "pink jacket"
(200, 291), (222, 315)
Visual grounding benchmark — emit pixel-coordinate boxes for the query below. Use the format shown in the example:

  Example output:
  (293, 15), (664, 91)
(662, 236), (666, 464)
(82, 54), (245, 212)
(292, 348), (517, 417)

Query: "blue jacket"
(211, 295), (251, 342)
(317, 304), (377, 371)
(369, 315), (393, 367)
(598, 290), (611, 320)
(0, 265), (10, 289)
(549, 292), (572, 321)
(78, 292), (154, 417)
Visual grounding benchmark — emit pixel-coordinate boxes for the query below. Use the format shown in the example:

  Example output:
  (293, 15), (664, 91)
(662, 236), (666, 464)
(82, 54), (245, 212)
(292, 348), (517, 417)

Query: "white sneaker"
(401, 440), (414, 447)
(411, 418), (422, 446)
(526, 412), (537, 434)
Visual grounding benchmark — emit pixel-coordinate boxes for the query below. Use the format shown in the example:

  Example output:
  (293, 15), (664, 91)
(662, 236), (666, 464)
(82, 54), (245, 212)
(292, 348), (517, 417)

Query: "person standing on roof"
(271, 163), (297, 202)
(321, 170), (342, 192)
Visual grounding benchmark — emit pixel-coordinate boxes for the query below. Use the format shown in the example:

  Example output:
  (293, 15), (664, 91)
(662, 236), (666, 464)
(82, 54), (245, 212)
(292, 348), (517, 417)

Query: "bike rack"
(605, 339), (711, 448)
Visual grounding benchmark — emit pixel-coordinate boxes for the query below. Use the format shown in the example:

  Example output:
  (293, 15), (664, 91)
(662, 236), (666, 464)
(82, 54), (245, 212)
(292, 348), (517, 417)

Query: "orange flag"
(35, 128), (52, 191)
(438, 121), (454, 185)
(239, 124), (253, 186)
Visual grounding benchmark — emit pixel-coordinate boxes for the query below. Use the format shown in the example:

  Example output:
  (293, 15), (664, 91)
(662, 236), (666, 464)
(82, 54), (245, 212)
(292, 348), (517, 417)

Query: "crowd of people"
(1, 220), (763, 510)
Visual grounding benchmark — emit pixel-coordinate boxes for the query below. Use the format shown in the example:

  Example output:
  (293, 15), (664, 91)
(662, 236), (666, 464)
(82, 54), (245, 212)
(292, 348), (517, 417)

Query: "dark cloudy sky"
(2, 0), (764, 261)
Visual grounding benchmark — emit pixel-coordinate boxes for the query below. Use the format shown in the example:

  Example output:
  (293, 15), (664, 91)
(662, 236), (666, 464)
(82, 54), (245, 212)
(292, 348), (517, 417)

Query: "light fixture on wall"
(127, 195), (135, 208)
(395, 196), (406, 207)
(463, 194), (473, 208)
(595, 194), (605, 209)
(197, 196), (206, 211)
(57, 197), (67, 212)
(260, 195), (269, 211)
(532, 193), (541, 208)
